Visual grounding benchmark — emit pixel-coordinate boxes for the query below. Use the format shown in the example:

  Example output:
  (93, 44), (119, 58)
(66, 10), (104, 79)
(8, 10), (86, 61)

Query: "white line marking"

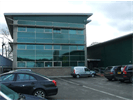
(58, 78), (132, 100)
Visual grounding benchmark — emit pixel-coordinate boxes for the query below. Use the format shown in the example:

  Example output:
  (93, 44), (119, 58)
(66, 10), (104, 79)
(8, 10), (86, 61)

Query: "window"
(18, 27), (26, 32)
(36, 45), (44, 50)
(45, 62), (52, 67)
(53, 28), (61, 33)
(45, 28), (52, 33)
(54, 62), (61, 67)
(45, 45), (52, 50)
(27, 45), (35, 50)
(27, 62), (36, 68)
(85, 68), (90, 71)
(27, 27), (35, 32)
(16, 74), (36, 81)
(17, 45), (26, 49)
(36, 28), (44, 33)
(17, 62), (25, 67)
(1, 74), (15, 82)
(54, 45), (61, 50)
(77, 30), (84, 34)
(69, 30), (76, 34)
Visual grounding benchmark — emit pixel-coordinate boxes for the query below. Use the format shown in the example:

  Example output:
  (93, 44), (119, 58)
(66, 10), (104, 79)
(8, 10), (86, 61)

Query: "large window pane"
(36, 33), (52, 39)
(36, 28), (44, 33)
(18, 20), (35, 25)
(36, 56), (53, 61)
(27, 28), (35, 32)
(36, 39), (52, 43)
(36, 21), (52, 26)
(53, 29), (61, 33)
(54, 45), (61, 50)
(60, 56), (69, 61)
(77, 30), (84, 34)
(62, 62), (69, 67)
(18, 27), (26, 32)
(70, 62), (77, 66)
(70, 40), (84, 44)
(70, 51), (85, 56)
(17, 50), (35, 56)
(45, 62), (52, 67)
(53, 22), (68, 27)
(17, 62), (25, 67)
(69, 34), (84, 40)
(36, 50), (52, 56)
(45, 45), (52, 50)
(45, 28), (52, 33)
(70, 46), (77, 50)
(36, 45), (44, 50)
(27, 45), (35, 50)
(53, 34), (69, 39)
(17, 56), (35, 61)
(70, 56), (85, 61)
(53, 39), (69, 43)
(62, 46), (69, 50)
(61, 29), (69, 34)
(27, 62), (36, 68)
(17, 45), (26, 49)
(18, 32), (35, 38)
(17, 38), (35, 43)
(69, 30), (76, 34)
(54, 62), (61, 67)
(36, 62), (44, 67)
(77, 46), (84, 50)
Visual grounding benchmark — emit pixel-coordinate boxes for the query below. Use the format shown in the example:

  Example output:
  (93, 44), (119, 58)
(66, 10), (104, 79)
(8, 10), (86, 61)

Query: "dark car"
(0, 83), (47, 100)
(115, 65), (133, 82)
(0, 70), (58, 98)
(104, 66), (119, 81)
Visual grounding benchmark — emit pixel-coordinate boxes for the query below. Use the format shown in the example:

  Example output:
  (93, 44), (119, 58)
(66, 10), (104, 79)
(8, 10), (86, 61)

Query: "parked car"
(0, 70), (58, 98)
(104, 66), (119, 81)
(71, 66), (96, 78)
(115, 65), (133, 82)
(0, 83), (47, 100)
(93, 67), (106, 74)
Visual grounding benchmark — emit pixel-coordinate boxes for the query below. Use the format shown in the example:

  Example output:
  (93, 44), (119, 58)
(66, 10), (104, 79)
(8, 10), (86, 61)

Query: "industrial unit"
(87, 33), (133, 69)
(4, 13), (92, 76)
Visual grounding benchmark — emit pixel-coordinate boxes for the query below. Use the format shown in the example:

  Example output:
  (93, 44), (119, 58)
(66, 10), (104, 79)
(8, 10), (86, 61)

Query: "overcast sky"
(0, 0), (133, 55)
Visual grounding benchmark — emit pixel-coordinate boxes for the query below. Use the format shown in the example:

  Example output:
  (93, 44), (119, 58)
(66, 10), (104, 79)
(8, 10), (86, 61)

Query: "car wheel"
(108, 78), (112, 81)
(76, 74), (80, 78)
(91, 74), (95, 77)
(130, 76), (133, 83)
(119, 80), (124, 82)
(33, 89), (45, 98)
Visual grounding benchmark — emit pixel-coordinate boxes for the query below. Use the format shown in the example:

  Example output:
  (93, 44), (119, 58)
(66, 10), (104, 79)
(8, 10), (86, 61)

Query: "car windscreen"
(0, 84), (19, 100)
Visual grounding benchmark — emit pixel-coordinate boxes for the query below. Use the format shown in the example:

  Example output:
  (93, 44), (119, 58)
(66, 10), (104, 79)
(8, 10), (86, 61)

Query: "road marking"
(58, 78), (132, 100)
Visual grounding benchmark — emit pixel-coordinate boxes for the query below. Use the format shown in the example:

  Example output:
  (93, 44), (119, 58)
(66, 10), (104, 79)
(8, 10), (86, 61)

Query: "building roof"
(87, 33), (133, 48)
(4, 13), (93, 16)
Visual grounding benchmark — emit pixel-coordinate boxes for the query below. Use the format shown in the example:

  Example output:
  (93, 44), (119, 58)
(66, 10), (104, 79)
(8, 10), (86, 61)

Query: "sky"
(0, 0), (133, 55)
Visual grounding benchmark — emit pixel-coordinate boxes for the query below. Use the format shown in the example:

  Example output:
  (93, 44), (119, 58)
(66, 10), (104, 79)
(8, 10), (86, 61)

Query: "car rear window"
(105, 67), (112, 70)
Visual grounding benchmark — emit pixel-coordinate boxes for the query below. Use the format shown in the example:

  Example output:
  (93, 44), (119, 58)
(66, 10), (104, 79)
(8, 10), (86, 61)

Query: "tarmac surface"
(46, 76), (133, 100)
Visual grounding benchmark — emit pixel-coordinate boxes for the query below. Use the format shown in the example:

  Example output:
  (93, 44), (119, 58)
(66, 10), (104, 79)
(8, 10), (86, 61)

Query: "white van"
(71, 66), (96, 78)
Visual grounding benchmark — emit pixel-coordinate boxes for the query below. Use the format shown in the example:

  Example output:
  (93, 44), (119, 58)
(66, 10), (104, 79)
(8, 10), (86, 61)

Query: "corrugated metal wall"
(0, 55), (12, 67)
(87, 34), (132, 67)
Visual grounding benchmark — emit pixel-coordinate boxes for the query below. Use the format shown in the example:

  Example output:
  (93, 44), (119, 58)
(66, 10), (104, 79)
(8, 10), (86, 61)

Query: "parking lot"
(47, 76), (133, 100)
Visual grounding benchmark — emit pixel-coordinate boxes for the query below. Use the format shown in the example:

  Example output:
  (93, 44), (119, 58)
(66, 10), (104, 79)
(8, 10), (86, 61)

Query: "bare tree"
(91, 42), (99, 46)
(0, 25), (13, 60)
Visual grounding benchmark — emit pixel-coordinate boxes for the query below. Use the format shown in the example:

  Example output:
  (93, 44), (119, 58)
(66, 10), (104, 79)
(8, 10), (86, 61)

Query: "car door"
(0, 73), (16, 91)
(13, 73), (37, 94)
(84, 68), (91, 77)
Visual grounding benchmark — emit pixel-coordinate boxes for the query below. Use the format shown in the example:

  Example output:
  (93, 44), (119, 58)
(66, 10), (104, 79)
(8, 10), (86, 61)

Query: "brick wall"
(14, 67), (71, 76)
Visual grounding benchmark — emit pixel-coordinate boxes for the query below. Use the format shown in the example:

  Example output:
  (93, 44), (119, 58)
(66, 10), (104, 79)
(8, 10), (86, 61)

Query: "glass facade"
(17, 45), (85, 67)
(17, 27), (84, 44)
(16, 19), (86, 68)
